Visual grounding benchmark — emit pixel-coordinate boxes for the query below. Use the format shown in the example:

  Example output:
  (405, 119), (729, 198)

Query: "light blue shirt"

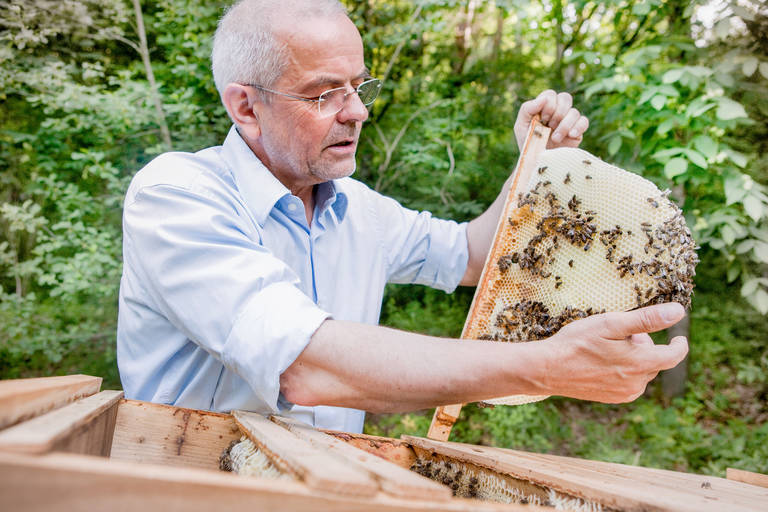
(117, 126), (469, 433)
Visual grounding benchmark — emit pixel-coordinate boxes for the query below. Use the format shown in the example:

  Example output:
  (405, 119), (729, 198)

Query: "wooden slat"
(0, 390), (122, 455)
(403, 436), (768, 512)
(428, 116), (552, 442)
(233, 410), (379, 497)
(272, 415), (451, 501)
(323, 429), (417, 469)
(0, 374), (102, 429)
(728, 468), (768, 489)
(0, 451), (523, 512)
(110, 399), (241, 470)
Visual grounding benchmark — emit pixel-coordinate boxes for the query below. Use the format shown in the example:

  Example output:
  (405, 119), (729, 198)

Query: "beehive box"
(0, 375), (766, 511)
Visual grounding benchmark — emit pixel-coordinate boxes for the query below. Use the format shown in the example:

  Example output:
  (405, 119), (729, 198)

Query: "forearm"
(279, 319), (550, 412)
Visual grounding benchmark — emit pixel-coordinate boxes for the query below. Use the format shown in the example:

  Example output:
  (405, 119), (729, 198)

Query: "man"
(117, 0), (687, 433)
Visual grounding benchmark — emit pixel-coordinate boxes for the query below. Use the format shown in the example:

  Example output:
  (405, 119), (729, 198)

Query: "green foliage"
(1, 0), (767, 475)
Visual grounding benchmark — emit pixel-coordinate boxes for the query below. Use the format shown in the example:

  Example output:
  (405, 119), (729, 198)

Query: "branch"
(380, 3), (424, 84)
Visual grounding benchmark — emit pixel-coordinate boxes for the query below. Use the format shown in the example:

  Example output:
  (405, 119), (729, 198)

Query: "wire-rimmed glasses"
(245, 78), (383, 118)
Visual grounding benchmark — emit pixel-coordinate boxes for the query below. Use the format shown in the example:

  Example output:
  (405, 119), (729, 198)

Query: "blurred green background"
(1, 0), (766, 476)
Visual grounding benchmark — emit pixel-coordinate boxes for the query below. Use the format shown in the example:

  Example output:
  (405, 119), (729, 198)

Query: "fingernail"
(569, 129), (579, 138)
(552, 132), (563, 143)
(660, 303), (683, 322)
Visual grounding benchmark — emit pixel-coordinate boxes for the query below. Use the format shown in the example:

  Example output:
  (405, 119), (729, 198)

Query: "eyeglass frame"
(242, 78), (382, 118)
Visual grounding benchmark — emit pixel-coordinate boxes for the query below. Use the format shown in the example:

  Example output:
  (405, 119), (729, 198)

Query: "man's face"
(254, 14), (369, 190)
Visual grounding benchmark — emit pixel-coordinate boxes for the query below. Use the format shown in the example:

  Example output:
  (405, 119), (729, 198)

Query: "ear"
(222, 83), (262, 139)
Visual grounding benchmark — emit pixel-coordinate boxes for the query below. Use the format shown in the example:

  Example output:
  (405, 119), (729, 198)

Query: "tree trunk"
(661, 311), (689, 398)
(131, 0), (172, 149)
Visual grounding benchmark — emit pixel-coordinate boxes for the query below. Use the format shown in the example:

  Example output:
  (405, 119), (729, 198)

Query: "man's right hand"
(540, 302), (689, 403)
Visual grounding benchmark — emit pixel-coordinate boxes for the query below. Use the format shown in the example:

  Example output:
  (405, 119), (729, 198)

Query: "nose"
(336, 90), (369, 123)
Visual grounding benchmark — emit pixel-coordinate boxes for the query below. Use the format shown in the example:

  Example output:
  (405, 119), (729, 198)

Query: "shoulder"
(125, 147), (235, 207)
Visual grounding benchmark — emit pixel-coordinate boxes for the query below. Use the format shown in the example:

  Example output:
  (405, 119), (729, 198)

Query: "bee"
(564, 173), (571, 184)
(568, 259), (574, 267)
(585, 175), (593, 180)
(534, 130), (543, 138)
(583, 160), (592, 165)
(647, 197), (659, 208)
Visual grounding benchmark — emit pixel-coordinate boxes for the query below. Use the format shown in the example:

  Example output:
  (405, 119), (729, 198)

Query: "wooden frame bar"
(0, 374), (102, 429)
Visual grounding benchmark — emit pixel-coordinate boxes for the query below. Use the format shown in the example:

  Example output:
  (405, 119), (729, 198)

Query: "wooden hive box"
(0, 375), (766, 511)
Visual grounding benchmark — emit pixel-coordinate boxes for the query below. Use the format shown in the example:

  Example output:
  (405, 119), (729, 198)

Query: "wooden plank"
(233, 410), (379, 497)
(110, 399), (241, 470)
(428, 116), (552, 442)
(272, 415), (451, 501)
(0, 390), (122, 455)
(403, 436), (768, 512)
(0, 374), (102, 429)
(497, 448), (768, 505)
(728, 468), (768, 489)
(323, 429), (417, 469)
(0, 451), (523, 512)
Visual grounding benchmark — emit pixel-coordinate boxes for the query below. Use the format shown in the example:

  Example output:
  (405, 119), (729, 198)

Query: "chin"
(311, 161), (356, 182)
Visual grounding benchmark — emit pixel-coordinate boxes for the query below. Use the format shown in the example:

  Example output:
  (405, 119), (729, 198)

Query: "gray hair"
(211, 0), (348, 98)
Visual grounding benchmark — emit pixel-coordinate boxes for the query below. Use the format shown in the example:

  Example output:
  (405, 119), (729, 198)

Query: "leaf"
(726, 150), (749, 168)
(721, 224), (737, 246)
(664, 157), (687, 178)
(682, 148), (708, 169)
(608, 135), (622, 156)
(715, 17), (731, 39)
(650, 94), (667, 111)
(735, 240), (755, 254)
(693, 135), (718, 159)
(742, 278), (760, 297)
(752, 289), (768, 315)
(653, 148), (685, 160)
(716, 97), (748, 121)
(687, 101), (716, 118)
(726, 265), (740, 283)
(742, 57), (758, 77)
(760, 62), (768, 80)
(639, 88), (657, 105)
(662, 69), (684, 84)
(657, 118), (676, 135)
(754, 241), (768, 263)
(744, 195), (764, 222)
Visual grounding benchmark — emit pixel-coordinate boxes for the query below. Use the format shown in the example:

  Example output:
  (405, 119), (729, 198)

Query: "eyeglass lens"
(318, 79), (382, 116)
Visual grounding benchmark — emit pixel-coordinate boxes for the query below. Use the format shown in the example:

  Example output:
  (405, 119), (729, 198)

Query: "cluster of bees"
(487, 163), (697, 342)
(484, 301), (605, 342)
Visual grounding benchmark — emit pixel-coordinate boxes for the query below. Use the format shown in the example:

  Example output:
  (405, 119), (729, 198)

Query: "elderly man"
(117, 0), (687, 432)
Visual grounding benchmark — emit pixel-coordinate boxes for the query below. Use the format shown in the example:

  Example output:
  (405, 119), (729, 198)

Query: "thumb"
(599, 303), (685, 340)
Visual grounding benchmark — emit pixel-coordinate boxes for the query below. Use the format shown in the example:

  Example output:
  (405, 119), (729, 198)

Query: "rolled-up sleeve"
(123, 182), (329, 411)
(372, 192), (469, 292)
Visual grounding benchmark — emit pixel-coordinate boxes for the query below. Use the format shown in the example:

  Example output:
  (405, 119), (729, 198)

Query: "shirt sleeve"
(371, 192), (469, 292)
(122, 181), (329, 413)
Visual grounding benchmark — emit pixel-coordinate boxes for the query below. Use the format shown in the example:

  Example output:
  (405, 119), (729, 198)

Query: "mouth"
(325, 138), (357, 154)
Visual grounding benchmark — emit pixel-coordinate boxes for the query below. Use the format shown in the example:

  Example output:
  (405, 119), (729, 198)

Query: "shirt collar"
(220, 125), (348, 225)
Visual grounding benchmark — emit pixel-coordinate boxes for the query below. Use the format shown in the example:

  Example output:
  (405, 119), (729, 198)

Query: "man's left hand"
(513, 90), (589, 150)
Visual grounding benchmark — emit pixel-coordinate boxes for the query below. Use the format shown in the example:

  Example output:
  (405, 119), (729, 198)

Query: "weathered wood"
(728, 468), (768, 489)
(233, 410), (379, 497)
(0, 390), (122, 455)
(272, 415), (451, 501)
(404, 436), (768, 512)
(110, 399), (241, 470)
(0, 374), (102, 429)
(323, 429), (417, 469)
(0, 451), (522, 512)
(428, 116), (552, 442)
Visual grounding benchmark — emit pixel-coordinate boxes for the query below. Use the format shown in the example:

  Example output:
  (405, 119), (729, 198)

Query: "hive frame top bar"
(427, 116), (552, 442)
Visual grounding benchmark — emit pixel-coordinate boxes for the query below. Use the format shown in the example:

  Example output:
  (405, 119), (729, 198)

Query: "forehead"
(275, 14), (365, 85)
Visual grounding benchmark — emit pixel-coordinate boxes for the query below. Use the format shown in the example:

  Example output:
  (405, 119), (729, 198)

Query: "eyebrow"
(299, 68), (371, 93)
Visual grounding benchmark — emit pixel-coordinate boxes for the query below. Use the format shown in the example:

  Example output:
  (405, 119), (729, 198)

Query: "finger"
(649, 335), (689, 371)
(598, 303), (685, 340)
(551, 107), (580, 144)
(538, 90), (558, 125)
(629, 333), (653, 346)
(568, 115), (589, 139)
(547, 92), (573, 133)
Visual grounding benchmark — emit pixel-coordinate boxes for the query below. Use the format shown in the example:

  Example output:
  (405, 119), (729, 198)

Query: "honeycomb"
(409, 450), (606, 511)
(468, 148), (698, 406)
(219, 436), (288, 479)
